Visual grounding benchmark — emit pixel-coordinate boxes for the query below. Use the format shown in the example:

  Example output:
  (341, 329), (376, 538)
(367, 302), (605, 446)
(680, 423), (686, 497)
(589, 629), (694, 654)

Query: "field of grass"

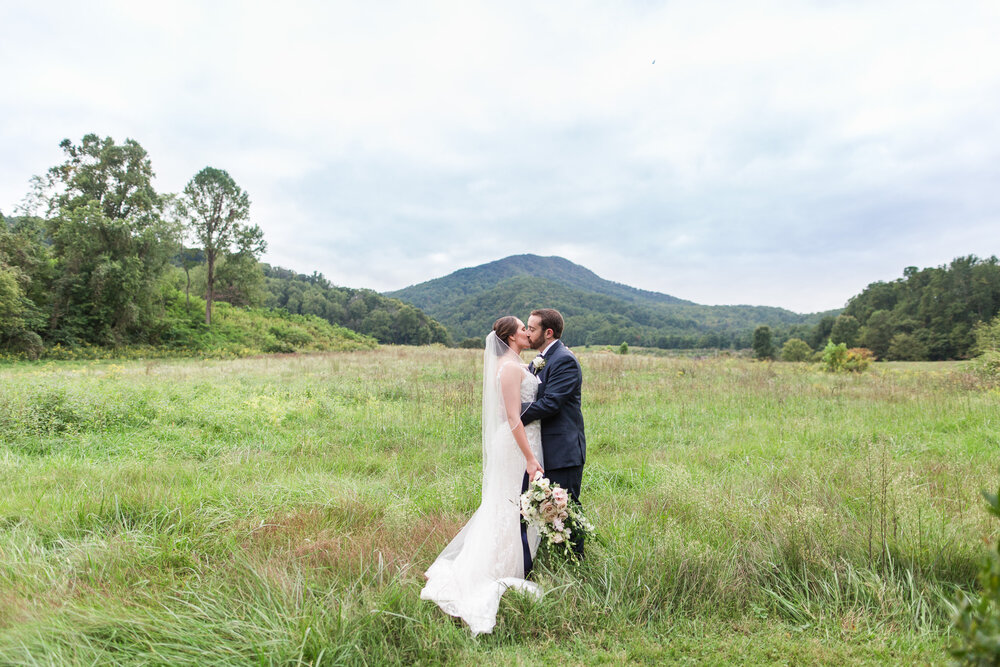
(0, 349), (997, 664)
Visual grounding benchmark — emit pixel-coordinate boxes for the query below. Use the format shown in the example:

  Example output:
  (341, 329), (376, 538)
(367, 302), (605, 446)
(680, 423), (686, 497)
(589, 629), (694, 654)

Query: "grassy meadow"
(0, 348), (997, 665)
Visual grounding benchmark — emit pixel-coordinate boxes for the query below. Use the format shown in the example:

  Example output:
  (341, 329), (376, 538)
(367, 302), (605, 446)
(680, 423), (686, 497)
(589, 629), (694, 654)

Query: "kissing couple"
(420, 308), (587, 636)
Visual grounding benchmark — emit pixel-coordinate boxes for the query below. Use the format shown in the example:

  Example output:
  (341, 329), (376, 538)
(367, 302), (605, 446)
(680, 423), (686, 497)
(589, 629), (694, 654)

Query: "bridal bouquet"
(519, 474), (593, 558)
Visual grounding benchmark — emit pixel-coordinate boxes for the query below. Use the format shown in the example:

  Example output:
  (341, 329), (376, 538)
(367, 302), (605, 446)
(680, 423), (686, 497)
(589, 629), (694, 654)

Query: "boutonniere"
(531, 356), (546, 372)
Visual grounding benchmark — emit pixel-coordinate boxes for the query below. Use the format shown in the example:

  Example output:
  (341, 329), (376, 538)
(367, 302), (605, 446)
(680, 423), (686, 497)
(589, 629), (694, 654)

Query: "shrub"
(972, 315), (1000, 356)
(821, 340), (848, 372)
(822, 341), (872, 373)
(618, 341), (628, 355)
(952, 483), (1000, 663)
(781, 338), (813, 362)
(970, 351), (1000, 387)
(267, 323), (312, 348)
(845, 347), (874, 372)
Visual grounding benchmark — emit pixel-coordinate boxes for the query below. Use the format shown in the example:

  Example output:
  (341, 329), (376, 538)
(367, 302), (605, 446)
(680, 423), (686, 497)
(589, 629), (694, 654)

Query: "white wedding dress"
(420, 336), (543, 636)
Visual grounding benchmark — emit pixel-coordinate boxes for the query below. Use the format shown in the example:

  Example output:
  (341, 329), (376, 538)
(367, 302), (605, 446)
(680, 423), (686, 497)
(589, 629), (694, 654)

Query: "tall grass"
(0, 350), (994, 664)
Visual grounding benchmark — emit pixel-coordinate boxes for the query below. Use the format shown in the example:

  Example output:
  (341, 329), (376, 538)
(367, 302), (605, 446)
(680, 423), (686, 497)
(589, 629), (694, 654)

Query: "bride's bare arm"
(500, 364), (544, 479)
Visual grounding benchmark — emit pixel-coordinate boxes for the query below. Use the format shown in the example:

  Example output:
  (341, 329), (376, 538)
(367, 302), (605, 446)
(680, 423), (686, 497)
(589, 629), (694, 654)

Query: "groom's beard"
(527, 333), (544, 350)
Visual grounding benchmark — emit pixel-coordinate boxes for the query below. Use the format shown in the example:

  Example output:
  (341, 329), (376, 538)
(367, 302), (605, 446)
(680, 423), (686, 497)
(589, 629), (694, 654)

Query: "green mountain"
(386, 255), (835, 348)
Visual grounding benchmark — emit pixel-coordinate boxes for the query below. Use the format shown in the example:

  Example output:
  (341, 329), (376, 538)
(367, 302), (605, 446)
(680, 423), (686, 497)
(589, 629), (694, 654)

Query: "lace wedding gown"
(420, 359), (543, 636)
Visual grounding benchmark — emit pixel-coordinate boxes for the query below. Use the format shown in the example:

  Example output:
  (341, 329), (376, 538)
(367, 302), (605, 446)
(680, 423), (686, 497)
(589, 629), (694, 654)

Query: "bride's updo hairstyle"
(492, 316), (519, 352)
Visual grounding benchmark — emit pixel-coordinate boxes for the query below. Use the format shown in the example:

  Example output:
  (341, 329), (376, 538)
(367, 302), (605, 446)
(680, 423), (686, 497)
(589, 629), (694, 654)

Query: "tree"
(887, 332), (928, 361)
(44, 135), (179, 345)
(181, 167), (263, 325)
(0, 264), (24, 334)
(809, 315), (836, 350)
(752, 325), (774, 360)
(830, 314), (861, 347)
(781, 337), (812, 362)
(973, 315), (1000, 355)
(47, 135), (161, 223)
(0, 215), (51, 329)
(210, 251), (267, 308)
(176, 247), (203, 311)
(859, 309), (894, 359)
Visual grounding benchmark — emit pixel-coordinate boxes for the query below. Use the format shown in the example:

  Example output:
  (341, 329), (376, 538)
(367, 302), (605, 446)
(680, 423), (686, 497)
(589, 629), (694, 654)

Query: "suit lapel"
(538, 340), (562, 384)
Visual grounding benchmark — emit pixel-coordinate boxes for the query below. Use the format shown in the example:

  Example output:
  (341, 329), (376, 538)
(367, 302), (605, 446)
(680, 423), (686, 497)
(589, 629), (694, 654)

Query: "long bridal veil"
(481, 330), (514, 491)
(420, 331), (541, 636)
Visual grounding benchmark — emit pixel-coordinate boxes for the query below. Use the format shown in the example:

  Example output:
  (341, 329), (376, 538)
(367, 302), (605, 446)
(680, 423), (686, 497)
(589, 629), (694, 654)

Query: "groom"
(521, 308), (587, 558)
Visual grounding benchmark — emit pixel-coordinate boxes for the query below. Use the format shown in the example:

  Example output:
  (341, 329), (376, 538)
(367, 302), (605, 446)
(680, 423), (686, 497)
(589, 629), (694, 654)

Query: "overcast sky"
(2, 1), (998, 312)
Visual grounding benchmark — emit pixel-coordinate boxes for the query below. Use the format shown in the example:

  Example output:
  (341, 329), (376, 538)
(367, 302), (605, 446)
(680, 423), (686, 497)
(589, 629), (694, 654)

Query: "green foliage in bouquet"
(952, 483), (1000, 664)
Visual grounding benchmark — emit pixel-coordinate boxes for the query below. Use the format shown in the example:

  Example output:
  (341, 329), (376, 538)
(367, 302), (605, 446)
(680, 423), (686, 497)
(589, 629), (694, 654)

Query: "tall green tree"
(180, 167), (263, 325)
(752, 325), (774, 360)
(859, 309), (893, 359)
(830, 314), (861, 348)
(43, 135), (179, 345)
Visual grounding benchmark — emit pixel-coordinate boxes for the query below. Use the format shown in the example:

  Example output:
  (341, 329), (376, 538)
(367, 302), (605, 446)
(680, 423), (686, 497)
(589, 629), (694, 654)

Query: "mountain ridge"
(386, 255), (836, 347)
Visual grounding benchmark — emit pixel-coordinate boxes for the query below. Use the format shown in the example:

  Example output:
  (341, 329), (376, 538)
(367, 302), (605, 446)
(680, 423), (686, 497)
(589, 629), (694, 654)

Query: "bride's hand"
(526, 459), (544, 480)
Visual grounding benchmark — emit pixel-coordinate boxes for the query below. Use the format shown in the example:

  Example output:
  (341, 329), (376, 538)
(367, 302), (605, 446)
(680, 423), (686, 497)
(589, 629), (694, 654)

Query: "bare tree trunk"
(206, 250), (215, 325)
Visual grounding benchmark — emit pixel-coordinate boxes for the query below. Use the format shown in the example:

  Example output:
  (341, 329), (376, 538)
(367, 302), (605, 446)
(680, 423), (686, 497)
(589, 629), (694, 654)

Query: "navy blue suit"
(521, 339), (586, 556)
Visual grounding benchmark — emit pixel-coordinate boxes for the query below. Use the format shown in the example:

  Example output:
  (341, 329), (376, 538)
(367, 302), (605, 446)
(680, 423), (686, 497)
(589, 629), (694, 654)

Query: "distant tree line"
(262, 265), (450, 345)
(0, 134), (449, 358)
(840, 255), (1000, 360)
(750, 256), (1000, 361)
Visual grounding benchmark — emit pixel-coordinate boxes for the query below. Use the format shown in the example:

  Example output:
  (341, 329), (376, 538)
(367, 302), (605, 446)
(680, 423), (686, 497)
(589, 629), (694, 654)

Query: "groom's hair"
(530, 308), (564, 339)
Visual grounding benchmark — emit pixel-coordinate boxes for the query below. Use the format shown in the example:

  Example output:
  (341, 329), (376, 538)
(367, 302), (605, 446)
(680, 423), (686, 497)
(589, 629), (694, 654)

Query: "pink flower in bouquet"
(540, 500), (558, 521)
(553, 518), (564, 532)
(552, 487), (569, 509)
(551, 532), (565, 543)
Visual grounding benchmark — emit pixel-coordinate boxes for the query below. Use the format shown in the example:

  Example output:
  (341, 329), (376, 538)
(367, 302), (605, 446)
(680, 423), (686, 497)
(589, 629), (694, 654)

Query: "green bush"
(821, 340), (848, 371)
(618, 341), (628, 355)
(970, 351), (1000, 386)
(952, 483), (1000, 663)
(844, 347), (874, 372)
(972, 315), (1000, 356)
(781, 338), (813, 362)
(821, 341), (872, 373)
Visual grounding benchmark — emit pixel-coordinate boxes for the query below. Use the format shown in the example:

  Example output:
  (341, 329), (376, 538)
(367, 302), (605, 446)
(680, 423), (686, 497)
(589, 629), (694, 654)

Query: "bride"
(420, 316), (545, 635)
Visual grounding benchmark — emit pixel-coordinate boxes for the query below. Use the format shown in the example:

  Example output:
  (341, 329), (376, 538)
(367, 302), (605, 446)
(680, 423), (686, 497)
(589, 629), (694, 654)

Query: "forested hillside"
(262, 265), (450, 346)
(841, 255), (1000, 360)
(0, 134), (446, 358)
(388, 255), (833, 348)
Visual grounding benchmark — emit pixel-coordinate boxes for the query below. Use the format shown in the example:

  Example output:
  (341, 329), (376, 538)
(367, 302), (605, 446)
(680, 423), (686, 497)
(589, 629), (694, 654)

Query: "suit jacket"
(521, 339), (586, 469)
